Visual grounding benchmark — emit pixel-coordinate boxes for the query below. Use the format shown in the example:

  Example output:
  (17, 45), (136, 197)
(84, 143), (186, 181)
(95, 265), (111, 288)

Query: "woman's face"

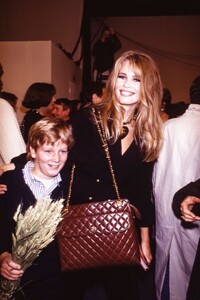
(43, 96), (56, 117)
(115, 61), (141, 108)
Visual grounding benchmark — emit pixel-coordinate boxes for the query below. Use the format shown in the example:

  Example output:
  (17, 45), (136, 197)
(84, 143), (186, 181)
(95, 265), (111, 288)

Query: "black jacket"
(66, 108), (154, 227)
(0, 166), (66, 298)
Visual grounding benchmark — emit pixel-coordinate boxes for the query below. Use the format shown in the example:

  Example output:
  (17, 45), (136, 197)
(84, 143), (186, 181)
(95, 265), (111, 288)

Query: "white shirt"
(0, 98), (26, 165)
(23, 161), (62, 200)
(153, 104), (200, 300)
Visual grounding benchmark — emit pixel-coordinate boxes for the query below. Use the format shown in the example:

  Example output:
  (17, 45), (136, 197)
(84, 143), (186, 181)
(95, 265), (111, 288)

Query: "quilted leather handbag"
(57, 109), (141, 271)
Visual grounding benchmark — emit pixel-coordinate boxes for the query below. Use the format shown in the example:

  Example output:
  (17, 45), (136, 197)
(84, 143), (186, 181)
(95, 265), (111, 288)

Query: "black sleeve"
(0, 171), (15, 254)
(136, 161), (154, 227)
(172, 179), (200, 218)
(11, 152), (27, 166)
(111, 34), (121, 51)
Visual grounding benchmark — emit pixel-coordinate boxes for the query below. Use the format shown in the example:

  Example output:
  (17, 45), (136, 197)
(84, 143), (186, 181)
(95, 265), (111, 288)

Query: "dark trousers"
(62, 266), (140, 300)
(187, 238), (200, 300)
(161, 258), (170, 300)
(15, 275), (64, 300)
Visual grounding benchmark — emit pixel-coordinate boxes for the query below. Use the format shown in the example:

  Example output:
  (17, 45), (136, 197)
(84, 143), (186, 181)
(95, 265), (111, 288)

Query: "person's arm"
(0, 163), (15, 194)
(0, 99), (26, 164)
(0, 163), (15, 175)
(179, 196), (200, 222)
(140, 227), (152, 265)
(172, 179), (200, 220)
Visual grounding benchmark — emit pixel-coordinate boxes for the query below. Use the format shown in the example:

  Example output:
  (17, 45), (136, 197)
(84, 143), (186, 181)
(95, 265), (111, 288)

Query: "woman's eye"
(118, 74), (126, 80)
(45, 150), (52, 153)
(133, 78), (141, 82)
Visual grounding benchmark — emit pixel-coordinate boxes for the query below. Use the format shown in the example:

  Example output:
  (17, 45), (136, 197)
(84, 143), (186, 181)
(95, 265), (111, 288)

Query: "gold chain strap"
(64, 163), (75, 212)
(65, 108), (121, 210)
(91, 107), (121, 200)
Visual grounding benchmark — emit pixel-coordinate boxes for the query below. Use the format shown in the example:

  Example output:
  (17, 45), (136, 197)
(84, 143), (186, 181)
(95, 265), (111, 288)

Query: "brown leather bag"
(57, 193), (140, 271)
(57, 108), (141, 271)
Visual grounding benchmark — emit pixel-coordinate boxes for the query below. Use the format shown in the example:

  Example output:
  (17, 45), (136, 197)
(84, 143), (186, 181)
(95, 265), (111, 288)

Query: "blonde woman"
(63, 50), (163, 300)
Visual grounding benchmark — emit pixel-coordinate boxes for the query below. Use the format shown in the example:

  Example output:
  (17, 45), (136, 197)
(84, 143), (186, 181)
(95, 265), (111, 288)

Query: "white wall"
(0, 41), (82, 122)
(0, 0), (83, 62)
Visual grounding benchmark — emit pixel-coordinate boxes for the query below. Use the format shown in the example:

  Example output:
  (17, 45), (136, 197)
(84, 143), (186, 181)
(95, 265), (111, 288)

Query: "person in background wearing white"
(153, 75), (200, 300)
(0, 97), (26, 165)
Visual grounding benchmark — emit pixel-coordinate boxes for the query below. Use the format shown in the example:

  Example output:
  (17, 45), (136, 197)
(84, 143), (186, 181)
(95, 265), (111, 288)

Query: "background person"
(20, 82), (56, 144)
(51, 98), (74, 121)
(79, 81), (106, 107)
(172, 179), (200, 300)
(0, 96), (26, 165)
(0, 91), (19, 112)
(91, 26), (121, 82)
(153, 75), (200, 300)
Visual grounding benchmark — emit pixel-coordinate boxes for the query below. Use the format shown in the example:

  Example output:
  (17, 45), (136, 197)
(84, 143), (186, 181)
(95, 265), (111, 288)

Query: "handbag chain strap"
(91, 107), (121, 201)
(65, 108), (121, 211)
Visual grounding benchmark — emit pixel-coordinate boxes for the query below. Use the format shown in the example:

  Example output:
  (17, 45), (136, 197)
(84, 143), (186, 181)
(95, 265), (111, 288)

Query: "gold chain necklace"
(120, 115), (136, 139)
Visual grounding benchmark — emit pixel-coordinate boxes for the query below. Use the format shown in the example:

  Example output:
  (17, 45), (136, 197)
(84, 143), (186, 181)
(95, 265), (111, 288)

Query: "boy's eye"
(45, 150), (52, 153)
(60, 150), (67, 154)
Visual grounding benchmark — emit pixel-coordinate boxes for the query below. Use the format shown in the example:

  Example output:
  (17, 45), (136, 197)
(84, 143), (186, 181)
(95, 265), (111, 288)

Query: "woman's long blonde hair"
(99, 50), (163, 162)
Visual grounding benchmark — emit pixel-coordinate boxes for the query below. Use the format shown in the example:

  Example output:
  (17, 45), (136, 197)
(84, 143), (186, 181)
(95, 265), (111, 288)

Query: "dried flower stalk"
(0, 198), (65, 299)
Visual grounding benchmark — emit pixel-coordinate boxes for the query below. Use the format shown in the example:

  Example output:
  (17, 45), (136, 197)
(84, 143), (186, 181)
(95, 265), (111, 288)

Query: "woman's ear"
(30, 146), (36, 159)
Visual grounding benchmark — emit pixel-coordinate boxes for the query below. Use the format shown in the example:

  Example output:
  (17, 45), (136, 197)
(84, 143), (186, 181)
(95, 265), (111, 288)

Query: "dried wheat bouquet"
(0, 197), (65, 299)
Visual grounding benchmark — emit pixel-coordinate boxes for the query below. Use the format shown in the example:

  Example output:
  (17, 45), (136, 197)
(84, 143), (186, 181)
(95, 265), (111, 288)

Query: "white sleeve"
(0, 98), (26, 165)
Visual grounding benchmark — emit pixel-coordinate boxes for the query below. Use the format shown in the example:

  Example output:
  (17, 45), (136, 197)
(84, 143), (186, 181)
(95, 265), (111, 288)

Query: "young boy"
(0, 118), (74, 300)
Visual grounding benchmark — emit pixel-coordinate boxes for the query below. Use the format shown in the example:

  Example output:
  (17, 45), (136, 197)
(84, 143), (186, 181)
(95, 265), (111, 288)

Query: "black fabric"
(92, 34), (121, 73)
(20, 109), (43, 144)
(186, 238), (200, 300)
(62, 266), (140, 300)
(0, 167), (65, 300)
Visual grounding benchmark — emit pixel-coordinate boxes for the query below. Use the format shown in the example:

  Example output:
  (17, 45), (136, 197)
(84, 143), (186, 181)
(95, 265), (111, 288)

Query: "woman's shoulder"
(11, 152), (27, 167)
(23, 109), (42, 122)
(70, 107), (93, 128)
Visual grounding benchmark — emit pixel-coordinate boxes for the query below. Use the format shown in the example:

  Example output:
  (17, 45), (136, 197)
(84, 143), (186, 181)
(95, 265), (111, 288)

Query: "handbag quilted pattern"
(57, 198), (140, 271)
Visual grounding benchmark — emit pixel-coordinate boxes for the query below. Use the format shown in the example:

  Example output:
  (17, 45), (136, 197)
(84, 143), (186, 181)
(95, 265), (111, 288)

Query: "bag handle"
(65, 108), (121, 211)
(91, 107), (121, 200)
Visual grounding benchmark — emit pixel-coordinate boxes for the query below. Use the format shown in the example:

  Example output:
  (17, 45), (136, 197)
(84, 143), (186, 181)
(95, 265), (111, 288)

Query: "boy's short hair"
(54, 98), (74, 111)
(27, 117), (74, 160)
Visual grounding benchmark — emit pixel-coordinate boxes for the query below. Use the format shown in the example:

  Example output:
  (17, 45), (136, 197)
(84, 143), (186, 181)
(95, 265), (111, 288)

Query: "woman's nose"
(124, 78), (132, 87)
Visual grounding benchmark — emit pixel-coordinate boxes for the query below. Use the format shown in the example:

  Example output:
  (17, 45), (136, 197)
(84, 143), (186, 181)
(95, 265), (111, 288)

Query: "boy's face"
(30, 139), (68, 180)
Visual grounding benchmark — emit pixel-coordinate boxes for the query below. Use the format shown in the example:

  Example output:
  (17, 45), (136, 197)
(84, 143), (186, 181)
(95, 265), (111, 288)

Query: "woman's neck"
(123, 106), (137, 124)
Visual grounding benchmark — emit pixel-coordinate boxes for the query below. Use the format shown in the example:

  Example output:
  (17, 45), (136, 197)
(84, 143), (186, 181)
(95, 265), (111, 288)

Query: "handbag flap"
(58, 199), (135, 238)
(58, 211), (132, 237)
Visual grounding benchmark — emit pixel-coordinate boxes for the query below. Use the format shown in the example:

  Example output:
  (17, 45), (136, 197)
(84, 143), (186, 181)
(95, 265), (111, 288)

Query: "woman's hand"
(140, 240), (153, 264)
(140, 227), (153, 265)
(180, 196), (200, 222)
(0, 252), (23, 280)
